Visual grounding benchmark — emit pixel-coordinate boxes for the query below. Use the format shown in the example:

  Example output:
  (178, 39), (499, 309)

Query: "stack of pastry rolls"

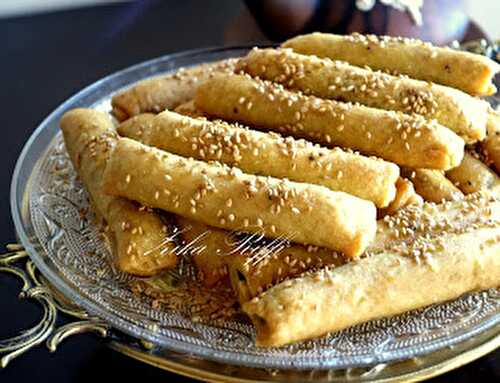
(60, 109), (178, 276)
(61, 32), (500, 347)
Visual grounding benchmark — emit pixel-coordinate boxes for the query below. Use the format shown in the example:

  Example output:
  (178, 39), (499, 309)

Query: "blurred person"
(225, 0), (472, 45)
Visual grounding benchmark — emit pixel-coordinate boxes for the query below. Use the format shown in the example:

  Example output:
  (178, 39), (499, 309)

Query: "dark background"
(0, 1), (498, 381)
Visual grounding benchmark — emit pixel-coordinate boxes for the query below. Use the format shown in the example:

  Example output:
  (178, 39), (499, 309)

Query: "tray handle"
(0, 244), (108, 368)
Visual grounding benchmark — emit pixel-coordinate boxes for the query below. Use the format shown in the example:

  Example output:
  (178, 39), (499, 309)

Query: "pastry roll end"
(446, 152), (500, 194)
(61, 108), (177, 277)
(108, 200), (177, 275)
(402, 168), (463, 203)
(379, 178), (422, 216)
(176, 217), (231, 287)
(483, 112), (500, 174)
(244, 193), (500, 347)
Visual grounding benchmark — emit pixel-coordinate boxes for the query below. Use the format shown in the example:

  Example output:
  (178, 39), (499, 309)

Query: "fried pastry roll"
(229, 236), (346, 303)
(195, 73), (464, 170)
(446, 152), (500, 194)
(102, 138), (377, 257)
(282, 33), (500, 96)
(402, 168), (463, 202)
(111, 59), (237, 121)
(379, 178), (422, 216)
(483, 111), (500, 174)
(60, 108), (177, 276)
(176, 216), (233, 287)
(232, 190), (499, 303)
(238, 48), (488, 143)
(174, 100), (206, 118)
(243, 192), (500, 346)
(118, 110), (399, 207)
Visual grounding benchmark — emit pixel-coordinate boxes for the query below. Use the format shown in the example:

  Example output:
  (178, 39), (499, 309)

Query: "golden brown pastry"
(238, 48), (488, 143)
(283, 33), (500, 96)
(111, 59), (237, 121)
(176, 216), (232, 287)
(243, 192), (500, 346)
(229, 237), (346, 304)
(232, 186), (500, 304)
(446, 152), (500, 194)
(173, 100), (206, 118)
(483, 111), (500, 174)
(378, 178), (422, 216)
(118, 110), (400, 208)
(195, 73), (465, 170)
(102, 138), (377, 257)
(402, 168), (463, 203)
(60, 108), (177, 276)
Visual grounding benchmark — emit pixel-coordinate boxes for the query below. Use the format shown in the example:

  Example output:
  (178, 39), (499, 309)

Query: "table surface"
(0, 1), (498, 381)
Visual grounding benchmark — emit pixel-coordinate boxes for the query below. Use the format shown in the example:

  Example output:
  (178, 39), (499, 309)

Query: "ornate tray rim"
(107, 330), (500, 383)
(9, 45), (500, 371)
